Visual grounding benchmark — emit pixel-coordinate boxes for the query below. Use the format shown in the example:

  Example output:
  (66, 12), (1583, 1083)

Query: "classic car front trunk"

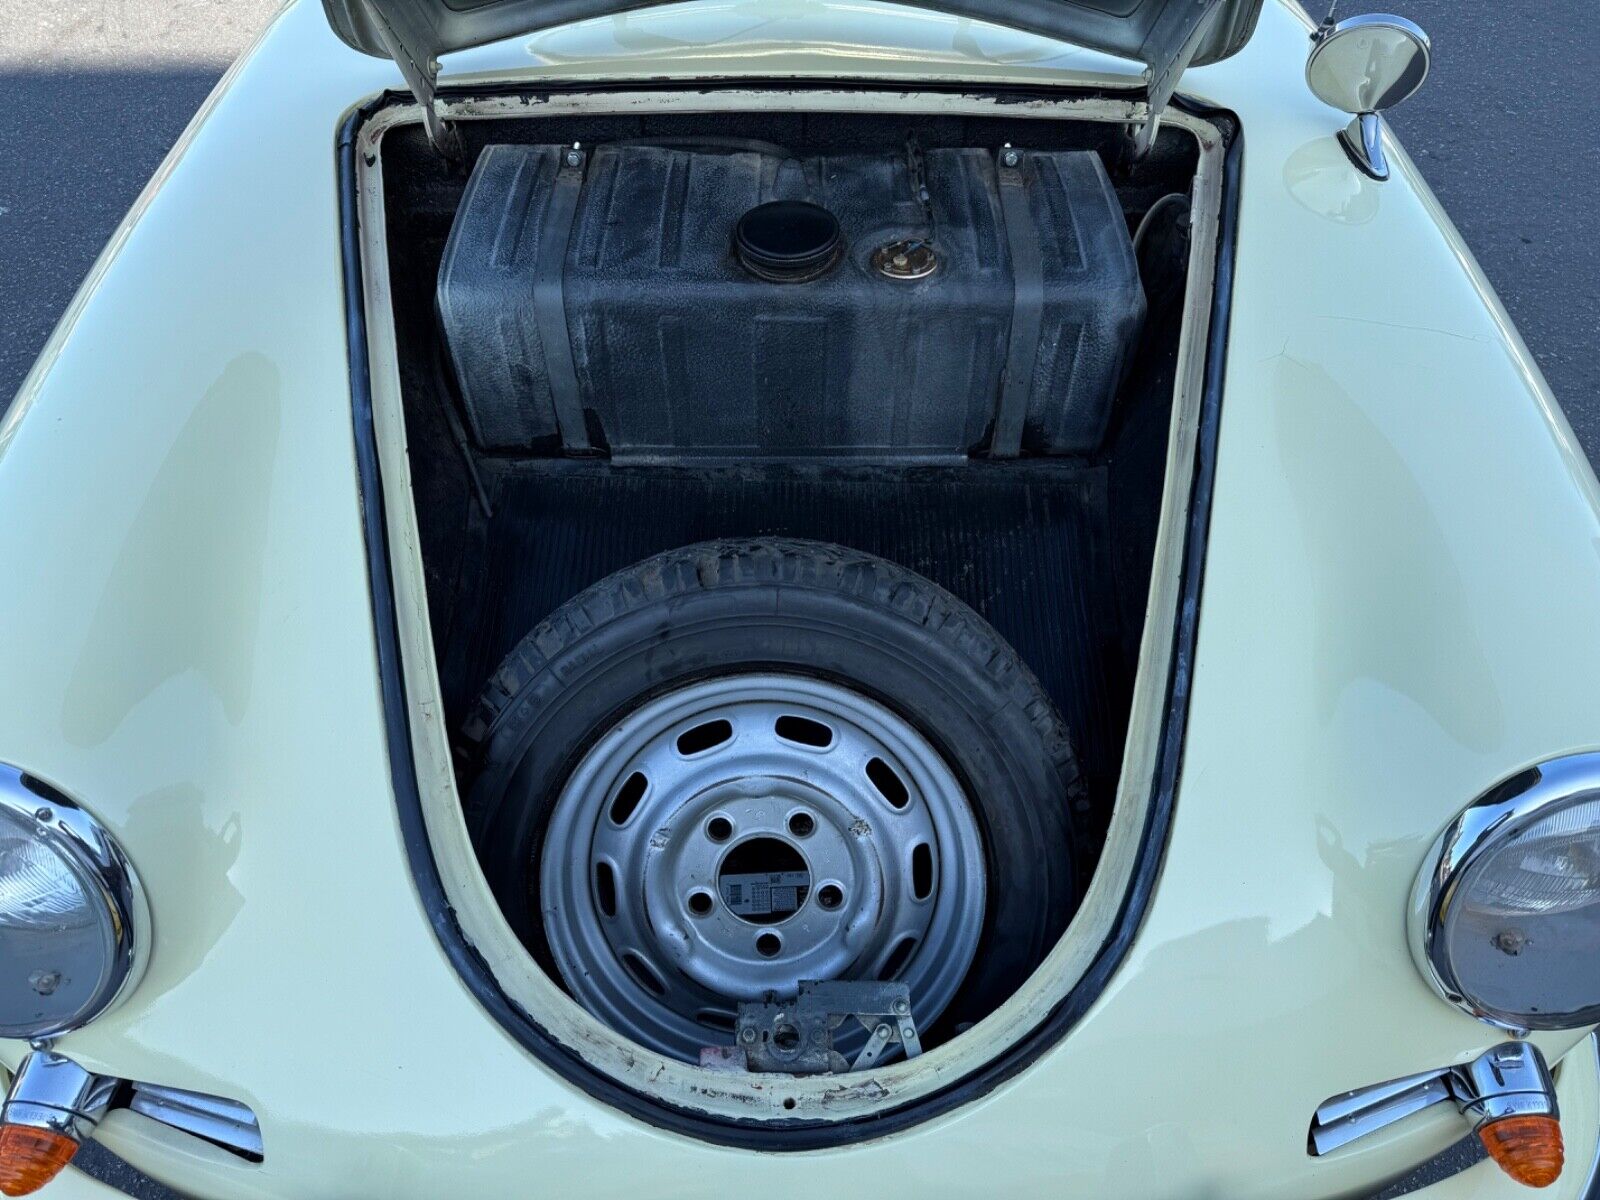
(358, 86), (1227, 1114)
(384, 100), (1197, 801)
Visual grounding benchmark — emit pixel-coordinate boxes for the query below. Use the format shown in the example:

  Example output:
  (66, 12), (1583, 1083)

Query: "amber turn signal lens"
(0, 1124), (81, 1196)
(1479, 1114), (1565, 1188)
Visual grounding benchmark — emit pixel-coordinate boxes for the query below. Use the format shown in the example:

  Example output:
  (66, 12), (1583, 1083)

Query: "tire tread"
(459, 539), (1082, 803)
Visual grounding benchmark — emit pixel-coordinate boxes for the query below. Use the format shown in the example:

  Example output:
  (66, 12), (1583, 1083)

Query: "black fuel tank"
(437, 142), (1144, 459)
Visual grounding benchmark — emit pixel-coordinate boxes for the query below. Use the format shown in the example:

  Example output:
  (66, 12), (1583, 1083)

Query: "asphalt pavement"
(0, 1), (1596, 1197)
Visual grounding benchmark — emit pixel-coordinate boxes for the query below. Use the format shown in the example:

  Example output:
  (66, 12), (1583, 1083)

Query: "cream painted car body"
(3, 0), (1600, 1196)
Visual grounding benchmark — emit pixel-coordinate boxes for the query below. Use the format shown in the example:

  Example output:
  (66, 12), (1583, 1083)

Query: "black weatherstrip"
(338, 86), (1242, 1150)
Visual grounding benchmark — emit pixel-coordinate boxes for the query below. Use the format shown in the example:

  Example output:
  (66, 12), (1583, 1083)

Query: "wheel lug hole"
(687, 890), (715, 917)
(755, 932), (782, 958)
(705, 816), (734, 843)
(817, 883), (844, 911)
(786, 811), (815, 838)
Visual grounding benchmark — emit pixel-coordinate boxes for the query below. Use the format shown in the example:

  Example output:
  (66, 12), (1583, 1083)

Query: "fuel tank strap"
(534, 145), (592, 453)
(991, 147), (1042, 459)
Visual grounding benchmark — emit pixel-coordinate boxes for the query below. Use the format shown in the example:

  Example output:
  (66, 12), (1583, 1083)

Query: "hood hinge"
(1134, 0), (1224, 155)
(357, 0), (461, 158)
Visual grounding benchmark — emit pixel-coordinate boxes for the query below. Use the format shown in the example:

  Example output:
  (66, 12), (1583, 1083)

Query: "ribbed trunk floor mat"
(434, 461), (1136, 810)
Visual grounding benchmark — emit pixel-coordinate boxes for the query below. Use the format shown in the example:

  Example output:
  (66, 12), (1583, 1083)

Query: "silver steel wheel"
(540, 673), (987, 1062)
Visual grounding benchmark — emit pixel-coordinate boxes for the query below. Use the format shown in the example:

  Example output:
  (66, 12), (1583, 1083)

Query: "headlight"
(0, 766), (146, 1040)
(1411, 753), (1600, 1031)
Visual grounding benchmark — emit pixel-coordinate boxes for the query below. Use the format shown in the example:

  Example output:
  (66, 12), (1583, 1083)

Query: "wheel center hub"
(716, 836), (810, 925)
(648, 781), (871, 995)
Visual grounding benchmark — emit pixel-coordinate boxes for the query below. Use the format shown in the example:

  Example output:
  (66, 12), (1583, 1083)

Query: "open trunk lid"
(322, 0), (1263, 152)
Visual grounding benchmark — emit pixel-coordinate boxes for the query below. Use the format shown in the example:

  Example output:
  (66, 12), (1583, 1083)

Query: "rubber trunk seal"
(338, 83), (1242, 1150)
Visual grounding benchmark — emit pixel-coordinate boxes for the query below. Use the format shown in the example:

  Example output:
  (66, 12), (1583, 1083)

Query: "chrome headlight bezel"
(0, 765), (148, 1040)
(1410, 753), (1600, 1033)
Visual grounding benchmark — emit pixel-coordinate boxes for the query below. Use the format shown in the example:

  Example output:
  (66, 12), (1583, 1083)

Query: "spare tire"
(460, 539), (1082, 1062)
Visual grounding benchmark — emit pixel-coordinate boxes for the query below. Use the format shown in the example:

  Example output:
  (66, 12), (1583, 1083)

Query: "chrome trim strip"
(1408, 752), (1600, 1031)
(1309, 1042), (1558, 1158)
(127, 1082), (264, 1161)
(1311, 1072), (1451, 1154)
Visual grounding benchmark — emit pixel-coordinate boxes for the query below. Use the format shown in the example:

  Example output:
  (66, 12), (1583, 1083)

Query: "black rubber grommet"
(733, 200), (844, 283)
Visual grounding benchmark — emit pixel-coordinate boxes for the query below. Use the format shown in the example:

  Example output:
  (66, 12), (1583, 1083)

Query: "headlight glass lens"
(1430, 773), (1600, 1030)
(0, 776), (136, 1040)
(1470, 797), (1600, 916)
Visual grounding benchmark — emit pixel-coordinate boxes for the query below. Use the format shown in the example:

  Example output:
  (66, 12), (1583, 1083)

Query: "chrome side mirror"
(1306, 13), (1431, 181)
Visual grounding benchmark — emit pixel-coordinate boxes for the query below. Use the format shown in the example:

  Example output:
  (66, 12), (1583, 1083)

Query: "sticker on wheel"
(720, 871), (810, 919)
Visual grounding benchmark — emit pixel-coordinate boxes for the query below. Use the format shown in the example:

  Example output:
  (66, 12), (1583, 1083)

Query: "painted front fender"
(3, 0), (1600, 1197)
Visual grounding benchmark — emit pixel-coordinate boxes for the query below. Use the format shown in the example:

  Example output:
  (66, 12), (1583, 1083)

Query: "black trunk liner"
(435, 461), (1135, 809)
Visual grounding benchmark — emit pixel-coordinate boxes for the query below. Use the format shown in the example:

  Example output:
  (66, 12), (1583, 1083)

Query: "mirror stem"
(1340, 112), (1389, 181)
